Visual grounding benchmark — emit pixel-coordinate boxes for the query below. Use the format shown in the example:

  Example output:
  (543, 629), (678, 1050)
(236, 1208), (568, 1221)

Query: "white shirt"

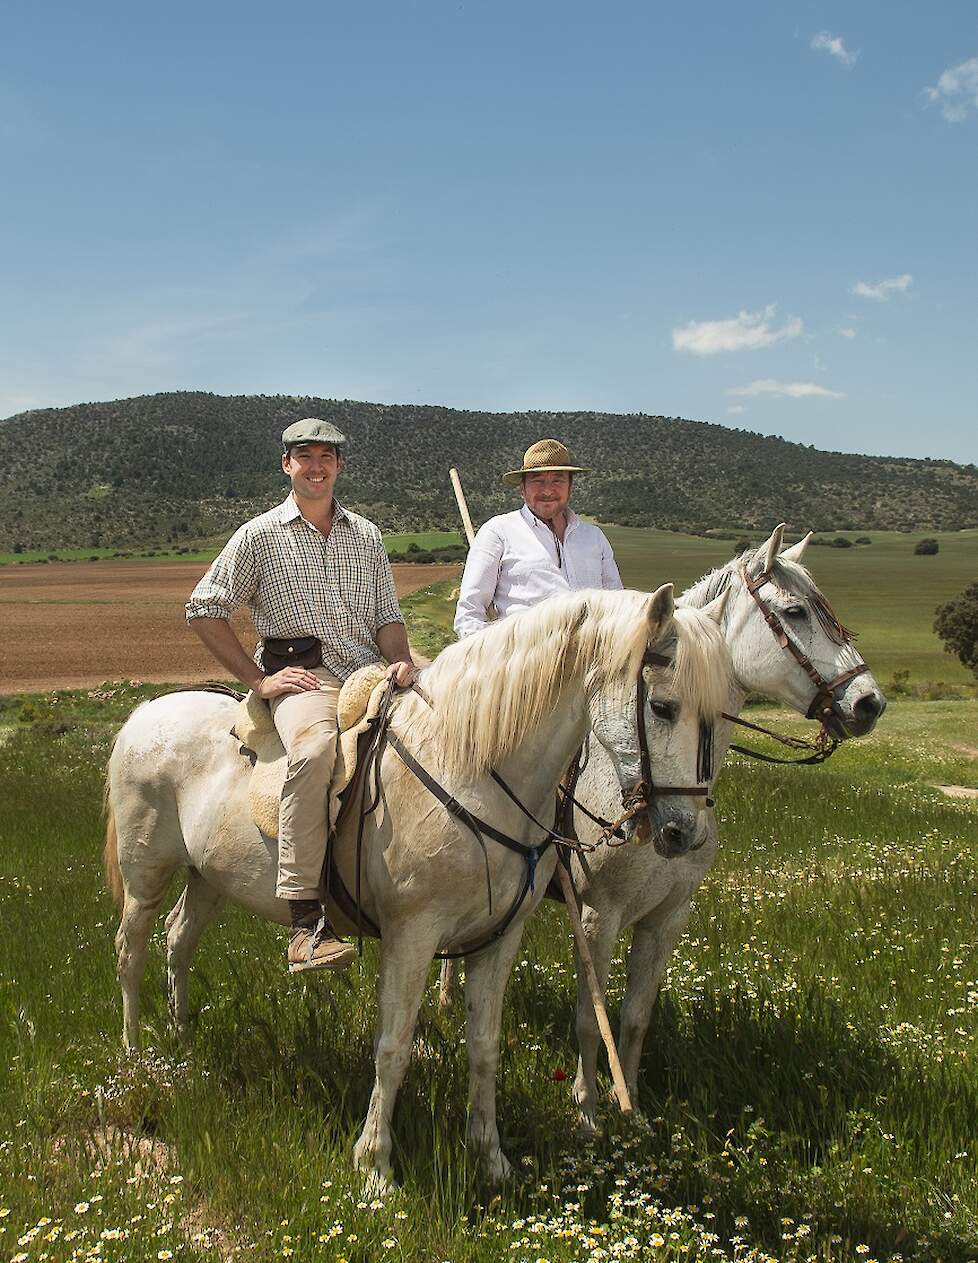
(454, 504), (623, 638)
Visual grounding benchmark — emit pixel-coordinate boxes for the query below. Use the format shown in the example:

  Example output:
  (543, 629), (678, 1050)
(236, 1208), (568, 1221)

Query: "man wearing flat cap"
(186, 418), (415, 974)
(454, 438), (623, 639)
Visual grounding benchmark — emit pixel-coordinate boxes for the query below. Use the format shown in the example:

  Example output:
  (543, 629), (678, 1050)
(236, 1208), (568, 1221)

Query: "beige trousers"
(270, 667), (343, 900)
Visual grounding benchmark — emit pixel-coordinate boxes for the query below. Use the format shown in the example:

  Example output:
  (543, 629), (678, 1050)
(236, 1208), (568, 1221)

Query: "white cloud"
(672, 305), (803, 355)
(727, 404), (746, 415)
(811, 32), (857, 68)
(727, 379), (845, 399)
(850, 273), (912, 301)
(924, 57), (978, 122)
(838, 327), (857, 339)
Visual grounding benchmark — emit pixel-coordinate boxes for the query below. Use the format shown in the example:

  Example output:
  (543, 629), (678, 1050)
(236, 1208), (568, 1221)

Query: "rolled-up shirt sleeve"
(373, 535), (405, 629)
(185, 526), (259, 623)
(454, 523), (504, 638)
(600, 532), (624, 591)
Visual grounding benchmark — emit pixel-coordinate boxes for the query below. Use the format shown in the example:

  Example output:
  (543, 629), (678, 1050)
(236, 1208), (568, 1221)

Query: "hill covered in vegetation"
(1, 391), (976, 550)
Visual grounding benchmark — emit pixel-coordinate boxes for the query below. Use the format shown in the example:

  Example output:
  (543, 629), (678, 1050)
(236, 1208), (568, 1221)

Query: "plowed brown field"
(0, 560), (460, 694)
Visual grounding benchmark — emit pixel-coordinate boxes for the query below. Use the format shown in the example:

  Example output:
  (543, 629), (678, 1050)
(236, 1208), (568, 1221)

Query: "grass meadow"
(1, 675), (977, 1263)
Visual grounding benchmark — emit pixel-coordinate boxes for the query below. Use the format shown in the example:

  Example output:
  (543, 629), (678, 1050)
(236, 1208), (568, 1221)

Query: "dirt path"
(0, 559), (460, 694)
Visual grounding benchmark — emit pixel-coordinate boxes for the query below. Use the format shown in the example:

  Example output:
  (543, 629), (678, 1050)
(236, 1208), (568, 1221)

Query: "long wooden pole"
(447, 465), (633, 1116)
(449, 467), (477, 547)
(555, 861), (633, 1114)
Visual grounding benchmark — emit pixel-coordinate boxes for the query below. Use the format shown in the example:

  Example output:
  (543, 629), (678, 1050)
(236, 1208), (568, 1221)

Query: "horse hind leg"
(107, 798), (183, 1052)
(115, 872), (180, 1052)
(165, 870), (225, 1039)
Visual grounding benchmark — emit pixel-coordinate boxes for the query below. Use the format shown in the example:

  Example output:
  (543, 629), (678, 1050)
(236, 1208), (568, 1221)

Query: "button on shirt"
(454, 504), (623, 639)
(186, 494), (404, 681)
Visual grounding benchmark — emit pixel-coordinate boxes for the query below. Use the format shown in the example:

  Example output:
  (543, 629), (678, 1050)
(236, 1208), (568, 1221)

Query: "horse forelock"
(669, 606), (733, 720)
(418, 589), (653, 779)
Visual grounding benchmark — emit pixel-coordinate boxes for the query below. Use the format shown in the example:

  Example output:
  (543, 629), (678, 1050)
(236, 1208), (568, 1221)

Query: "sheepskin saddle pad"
(231, 663), (390, 840)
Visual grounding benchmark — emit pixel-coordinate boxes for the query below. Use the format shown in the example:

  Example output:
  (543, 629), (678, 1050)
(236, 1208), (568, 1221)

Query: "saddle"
(231, 663), (390, 840)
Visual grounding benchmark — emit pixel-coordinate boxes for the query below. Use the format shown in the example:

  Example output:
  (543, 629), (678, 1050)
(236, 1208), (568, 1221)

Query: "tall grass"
(1, 700), (977, 1261)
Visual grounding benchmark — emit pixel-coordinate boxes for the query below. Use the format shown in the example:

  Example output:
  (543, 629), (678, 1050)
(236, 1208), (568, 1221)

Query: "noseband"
(743, 566), (870, 722)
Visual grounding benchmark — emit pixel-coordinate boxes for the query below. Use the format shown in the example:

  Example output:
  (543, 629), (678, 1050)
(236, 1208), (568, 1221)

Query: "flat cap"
(281, 417), (347, 449)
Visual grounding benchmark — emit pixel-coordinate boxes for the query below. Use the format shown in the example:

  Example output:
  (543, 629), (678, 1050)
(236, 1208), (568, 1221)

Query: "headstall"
(742, 565), (870, 723)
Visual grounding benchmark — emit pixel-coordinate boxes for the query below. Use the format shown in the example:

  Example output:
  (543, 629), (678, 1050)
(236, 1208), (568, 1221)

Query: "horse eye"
(649, 699), (676, 721)
(784, 604), (808, 619)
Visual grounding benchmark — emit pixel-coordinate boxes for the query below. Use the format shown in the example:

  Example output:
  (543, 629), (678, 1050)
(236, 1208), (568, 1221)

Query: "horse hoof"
(576, 1111), (600, 1138)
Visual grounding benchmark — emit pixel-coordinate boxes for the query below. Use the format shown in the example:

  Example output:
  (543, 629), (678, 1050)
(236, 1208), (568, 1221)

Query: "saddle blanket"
(231, 663), (390, 839)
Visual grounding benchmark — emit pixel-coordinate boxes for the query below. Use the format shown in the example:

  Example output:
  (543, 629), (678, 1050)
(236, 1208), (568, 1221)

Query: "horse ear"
(646, 583), (675, 638)
(701, 588), (730, 624)
(762, 523), (785, 573)
(780, 531), (813, 564)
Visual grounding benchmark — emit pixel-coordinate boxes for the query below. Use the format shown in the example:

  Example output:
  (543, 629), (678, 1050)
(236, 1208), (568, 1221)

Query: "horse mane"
(680, 544), (820, 608)
(400, 589), (731, 780)
(410, 589), (651, 779)
(679, 544), (853, 645)
(669, 606), (733, 720)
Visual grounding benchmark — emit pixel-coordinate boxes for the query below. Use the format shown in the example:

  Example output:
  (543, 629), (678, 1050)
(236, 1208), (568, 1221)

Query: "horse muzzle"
(826, 686), (887, 739)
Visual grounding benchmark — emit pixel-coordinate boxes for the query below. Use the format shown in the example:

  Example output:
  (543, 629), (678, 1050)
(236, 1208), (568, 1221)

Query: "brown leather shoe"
(287, 917), (356, 974)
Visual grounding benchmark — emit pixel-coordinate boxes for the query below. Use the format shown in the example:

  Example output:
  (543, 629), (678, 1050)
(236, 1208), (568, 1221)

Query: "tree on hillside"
(934, 582), (978, 679)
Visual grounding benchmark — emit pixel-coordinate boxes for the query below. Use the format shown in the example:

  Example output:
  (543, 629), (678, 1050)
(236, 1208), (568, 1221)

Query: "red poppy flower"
(552, 1068), (567, 1082)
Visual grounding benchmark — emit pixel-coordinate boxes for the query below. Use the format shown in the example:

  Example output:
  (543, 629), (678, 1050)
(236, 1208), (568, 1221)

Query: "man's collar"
(278, 492), (349, 526)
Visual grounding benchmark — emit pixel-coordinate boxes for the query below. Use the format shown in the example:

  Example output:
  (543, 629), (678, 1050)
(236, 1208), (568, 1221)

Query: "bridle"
(742, 565), (870, 723)
(599, 647), (715, 845)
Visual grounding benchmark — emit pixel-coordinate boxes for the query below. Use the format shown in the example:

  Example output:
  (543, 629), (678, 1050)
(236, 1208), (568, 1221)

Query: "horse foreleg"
(618, 901), (692, 1107)
(438, 958), (460, 1011)
(571, 904), (621, 1134)
(463, 924), (526, 1184)
(165, 870), (225, 1039)
(353, 924), (439, 1191)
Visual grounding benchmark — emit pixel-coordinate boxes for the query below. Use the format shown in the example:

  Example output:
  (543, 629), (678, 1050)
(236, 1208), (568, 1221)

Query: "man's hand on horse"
(257, 667), (322, 699)
(386, 659), (416, 688)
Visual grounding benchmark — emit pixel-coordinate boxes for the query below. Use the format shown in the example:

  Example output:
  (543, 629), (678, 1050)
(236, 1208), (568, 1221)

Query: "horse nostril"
(660, 822), (685, 853)
(853, 691), (885, 721)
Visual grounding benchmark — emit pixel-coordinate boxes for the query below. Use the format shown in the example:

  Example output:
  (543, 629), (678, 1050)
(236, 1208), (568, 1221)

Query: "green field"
(400, 527), (978, 691)
(1, 680), (978, 1262)
(0, 531), (465, 567)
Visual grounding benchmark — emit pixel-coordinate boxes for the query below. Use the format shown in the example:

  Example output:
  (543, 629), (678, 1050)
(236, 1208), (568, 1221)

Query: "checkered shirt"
(186, 494), (405, 681)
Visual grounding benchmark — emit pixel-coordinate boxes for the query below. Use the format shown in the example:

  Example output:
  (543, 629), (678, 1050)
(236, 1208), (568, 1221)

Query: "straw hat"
(502, 438), (589, 486)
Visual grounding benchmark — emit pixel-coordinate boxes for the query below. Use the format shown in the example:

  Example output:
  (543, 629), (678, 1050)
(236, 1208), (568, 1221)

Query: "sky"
(2, 0), (976, 462)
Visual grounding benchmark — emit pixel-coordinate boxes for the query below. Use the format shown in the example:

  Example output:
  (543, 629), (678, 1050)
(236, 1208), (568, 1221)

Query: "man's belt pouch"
(261, 636), (322, 674)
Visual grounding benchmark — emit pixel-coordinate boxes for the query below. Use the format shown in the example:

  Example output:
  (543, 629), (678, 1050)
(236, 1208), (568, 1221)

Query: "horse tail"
(103, 780), (124, 910)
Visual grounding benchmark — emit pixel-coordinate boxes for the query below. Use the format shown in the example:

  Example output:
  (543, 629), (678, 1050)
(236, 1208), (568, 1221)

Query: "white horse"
(568, 525), (886, 1128)
(104, 585), (731, 1187)
(439, 525), (887, 1130)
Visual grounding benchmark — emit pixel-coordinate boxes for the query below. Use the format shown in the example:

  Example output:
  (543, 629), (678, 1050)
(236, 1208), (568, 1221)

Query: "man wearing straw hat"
(454, 438), (622, 638)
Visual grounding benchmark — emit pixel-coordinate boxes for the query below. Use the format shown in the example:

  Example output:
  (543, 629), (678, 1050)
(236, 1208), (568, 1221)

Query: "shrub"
(855, 536), (872, 545)
(915, 538), (939, 555)
(831, 537), (853, 548)
(934, 582), (978, 678)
